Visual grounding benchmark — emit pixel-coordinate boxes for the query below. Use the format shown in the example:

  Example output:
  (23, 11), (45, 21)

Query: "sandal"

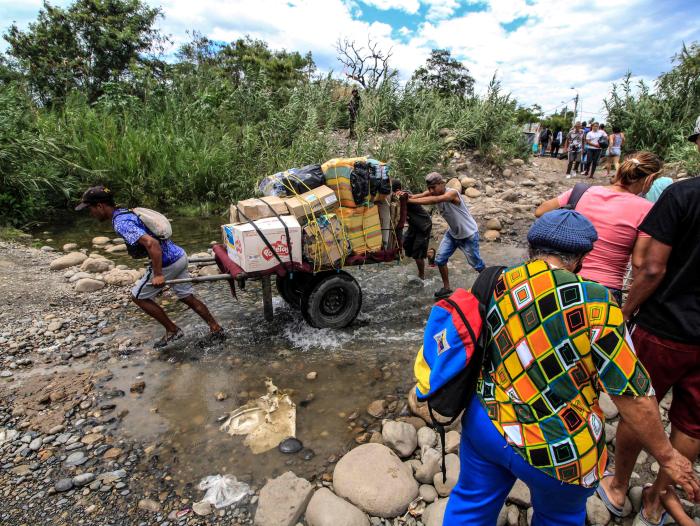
(595, 473), (624, 517)
(632, 484), (668, 526)
(434, 287), (453, 300)
(153, 328), (184, 349)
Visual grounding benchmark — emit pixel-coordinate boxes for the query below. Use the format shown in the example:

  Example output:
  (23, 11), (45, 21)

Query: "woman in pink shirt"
(535, 152), (662, 304)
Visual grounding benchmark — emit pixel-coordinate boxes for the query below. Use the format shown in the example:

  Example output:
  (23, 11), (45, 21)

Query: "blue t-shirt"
(112, 209), (185, 267)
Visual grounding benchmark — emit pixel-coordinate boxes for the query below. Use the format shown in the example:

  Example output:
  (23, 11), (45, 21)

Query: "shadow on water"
(42, 216), (527, 487)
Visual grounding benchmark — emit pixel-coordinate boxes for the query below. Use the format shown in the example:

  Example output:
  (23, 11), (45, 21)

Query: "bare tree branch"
(336, 37), (392, 89)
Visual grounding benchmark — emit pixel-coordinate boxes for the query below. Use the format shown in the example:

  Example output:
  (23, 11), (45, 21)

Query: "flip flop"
(632, 485), (668, 526)
(595, 474), (624, 517)
(153, 328), (184, 349)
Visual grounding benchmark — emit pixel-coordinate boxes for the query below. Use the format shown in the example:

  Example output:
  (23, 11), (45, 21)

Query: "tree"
(4, 0), (161, 105)
(336, 37), (393, 89)
(410, 49), (475, 98)
(541, 107), (575, 132)
(515, 104), (543, 124)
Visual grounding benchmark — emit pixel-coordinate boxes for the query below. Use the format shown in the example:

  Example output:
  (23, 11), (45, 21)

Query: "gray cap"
(688, 115), (700, 143)
(425, 172), (444, 186)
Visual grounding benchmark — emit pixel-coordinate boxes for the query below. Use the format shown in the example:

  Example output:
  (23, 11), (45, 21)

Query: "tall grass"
(1, 67), (526, 226)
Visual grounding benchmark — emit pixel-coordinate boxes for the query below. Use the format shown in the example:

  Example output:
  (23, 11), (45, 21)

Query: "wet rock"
(55, 478), (74, 492)
(598, 392), (619, 419)
(81, 258), (111, 273)
(255, 471), (313, 526)
(333, 443), (418, 518)
(586, 494), (611, 525)
(50, 252), (88, 270)
(92, 236), (111, 246)
(130, 381), (146, 393)
(419, 484), (438, 504)
(417, 426), (437, 449)
(507, 479), (531, 507)
(433, 453), (460, 497)
(381, 420), (417, 458)
(423, 498), (449, 526)
(72, 473), (95, 487)
(192, 500), (212, 516)
(367, 400), (386, 419)
(465, 188), (482, 198)
(306, 371), (318, 381)
(300, 448), (315, 461)
(75, 278), (105, 293)
(279, 437), (303, 454)
(415, 448), (441, 484)
(305, 488), (369, 526)
(138, 498), (161, 513)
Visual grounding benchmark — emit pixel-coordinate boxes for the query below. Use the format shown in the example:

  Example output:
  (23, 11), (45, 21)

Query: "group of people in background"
(539, 121), (626, 179)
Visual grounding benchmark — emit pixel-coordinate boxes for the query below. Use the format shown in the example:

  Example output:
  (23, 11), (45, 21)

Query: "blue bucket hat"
(528, 209), (598, 253)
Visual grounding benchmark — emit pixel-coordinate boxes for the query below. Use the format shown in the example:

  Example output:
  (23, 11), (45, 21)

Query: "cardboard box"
(284, 185), (339, 221)
(222, 216), (302, 273)
(234, 196), (289, 222)
(303, 214), (350, 268)
(337, 205), (382, 254)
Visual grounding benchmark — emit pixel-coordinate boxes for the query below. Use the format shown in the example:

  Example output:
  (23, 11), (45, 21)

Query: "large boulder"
(381, 420), (417, 458)
(305, 488), (369, 526)
(333, 443), (418, 518)
(75, 278), (105, 293)
(254, 471), (313, 526)
(423, 498), (449, 526)
(50, 252), (88, 271)
(81, 258), (111, 273)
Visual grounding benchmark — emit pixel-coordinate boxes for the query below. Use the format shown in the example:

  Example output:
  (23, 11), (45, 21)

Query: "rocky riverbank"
(2, 153), (698, 525)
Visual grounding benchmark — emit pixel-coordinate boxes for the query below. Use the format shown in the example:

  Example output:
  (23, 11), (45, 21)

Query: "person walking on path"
(597, 116), (700, 526)
(535, 151), (660, 305)
(582, 122), (607, 177)
(405, 172), (484, 299)
(441, 209), (700, 526)
(76, 186), (224, 348)
(605, 126), (625, 177)
(563, 122), (585, 177)
(538, 126), (551, 156)
(347, 87), (361, 138)
(392, 179), (432, 281)
(551, 129), (563, 158)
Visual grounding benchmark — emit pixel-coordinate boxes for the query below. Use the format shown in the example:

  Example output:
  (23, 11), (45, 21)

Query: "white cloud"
(362, 0), (420, 13)
(2, 0), (699, 122)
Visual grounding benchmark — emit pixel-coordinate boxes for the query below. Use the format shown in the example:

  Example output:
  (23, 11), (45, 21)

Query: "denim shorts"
(435, 231), (485, 271)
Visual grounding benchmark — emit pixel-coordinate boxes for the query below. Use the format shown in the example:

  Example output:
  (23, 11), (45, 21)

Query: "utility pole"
(572, 93), (579, 126)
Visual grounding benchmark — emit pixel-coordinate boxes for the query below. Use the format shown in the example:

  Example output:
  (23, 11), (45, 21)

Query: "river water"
(37, 216), (527, 488)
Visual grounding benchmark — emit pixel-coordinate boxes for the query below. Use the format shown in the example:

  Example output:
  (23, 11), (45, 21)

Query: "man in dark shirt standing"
(597, 116), (700, 525)
(348, 88), (360, 138)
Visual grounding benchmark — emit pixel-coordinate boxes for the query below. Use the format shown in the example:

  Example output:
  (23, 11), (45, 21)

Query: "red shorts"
(632, 325), (700, 439)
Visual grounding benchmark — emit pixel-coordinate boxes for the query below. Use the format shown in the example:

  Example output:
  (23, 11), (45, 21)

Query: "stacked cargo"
(222, 158), (396, 273)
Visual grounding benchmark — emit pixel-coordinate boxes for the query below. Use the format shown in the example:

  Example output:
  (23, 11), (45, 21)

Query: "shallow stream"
(37, 216), (526, 488)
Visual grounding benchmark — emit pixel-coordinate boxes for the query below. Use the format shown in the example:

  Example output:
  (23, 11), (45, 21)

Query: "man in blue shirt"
(76, 186), (223, 348)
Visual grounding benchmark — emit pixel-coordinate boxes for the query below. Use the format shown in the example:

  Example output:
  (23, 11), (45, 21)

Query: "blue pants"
(435, 231), (485, 272)
(443, 397), (595, 526)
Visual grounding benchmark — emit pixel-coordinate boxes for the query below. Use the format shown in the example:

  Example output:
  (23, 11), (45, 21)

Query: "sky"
(2, 0), (699, 120)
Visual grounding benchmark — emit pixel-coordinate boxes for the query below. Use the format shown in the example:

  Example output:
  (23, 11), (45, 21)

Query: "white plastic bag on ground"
(198, 474), (249, 508)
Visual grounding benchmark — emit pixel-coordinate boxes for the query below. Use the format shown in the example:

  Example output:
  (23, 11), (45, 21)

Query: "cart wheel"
(301, 271), (362, 329)
(275, 273), (311, 309)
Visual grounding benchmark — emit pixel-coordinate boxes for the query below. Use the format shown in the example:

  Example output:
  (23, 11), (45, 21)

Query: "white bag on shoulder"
(132, 207), (172, 239)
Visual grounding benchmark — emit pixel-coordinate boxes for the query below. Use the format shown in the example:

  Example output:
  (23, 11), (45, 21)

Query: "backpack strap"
(430, 266), (505, 483)
(563, 182), (590, 210)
